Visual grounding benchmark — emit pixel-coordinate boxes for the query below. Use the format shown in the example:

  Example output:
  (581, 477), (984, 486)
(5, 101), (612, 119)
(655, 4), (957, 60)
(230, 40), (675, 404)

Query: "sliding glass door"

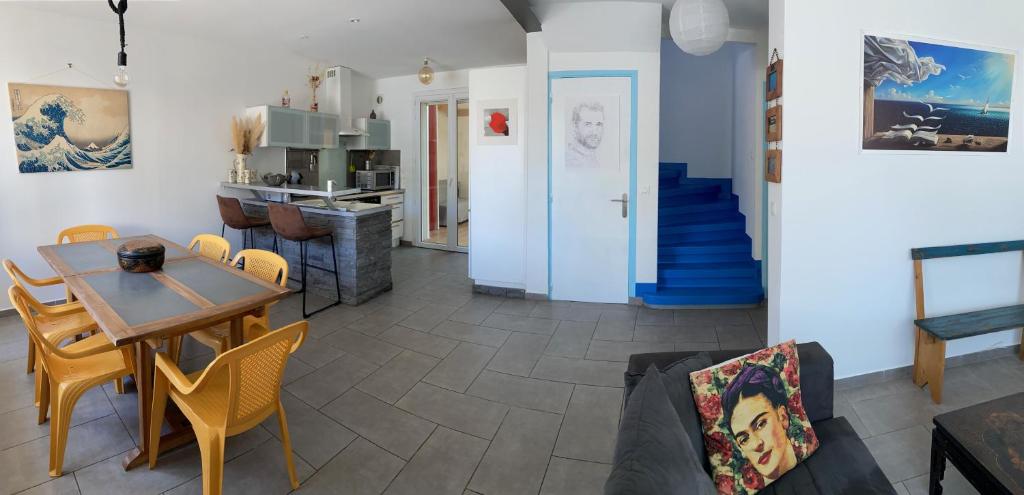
(418, 93), (469, 252)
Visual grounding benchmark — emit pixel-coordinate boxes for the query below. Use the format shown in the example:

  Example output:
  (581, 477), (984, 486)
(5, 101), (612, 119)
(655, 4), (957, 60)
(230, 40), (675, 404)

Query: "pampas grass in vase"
(230, 114), (265, 174)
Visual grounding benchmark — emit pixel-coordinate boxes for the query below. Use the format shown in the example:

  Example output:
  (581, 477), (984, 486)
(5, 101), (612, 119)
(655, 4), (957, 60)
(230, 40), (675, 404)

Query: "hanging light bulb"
(669, 0), (730, 56)
(418, 58), (434, 86)
(108, 0), (129, 86)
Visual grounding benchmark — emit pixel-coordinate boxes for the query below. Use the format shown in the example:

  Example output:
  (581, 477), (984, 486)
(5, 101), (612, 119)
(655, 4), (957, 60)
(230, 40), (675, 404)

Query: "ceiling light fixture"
(348, 17), (360, 23)
(108, 0), (129, 86)
(669, 0), (730, 56)
(418, 58), (434, 86)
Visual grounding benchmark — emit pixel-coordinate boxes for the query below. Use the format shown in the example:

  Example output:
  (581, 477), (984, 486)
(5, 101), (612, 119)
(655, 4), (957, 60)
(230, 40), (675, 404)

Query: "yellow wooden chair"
(9, 285), (134, 476)
(149, 320), (307, 495)
(2, 260), (95, 375)
(56, 224), (120, 244)
(185, 249), (289, 357)
(188, 234), (231, 263)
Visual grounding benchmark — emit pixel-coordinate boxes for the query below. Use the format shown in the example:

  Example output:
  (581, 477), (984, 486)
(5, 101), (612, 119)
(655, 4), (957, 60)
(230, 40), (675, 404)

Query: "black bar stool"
(216, 195), (271, 250)
(267, 202), (342, 317)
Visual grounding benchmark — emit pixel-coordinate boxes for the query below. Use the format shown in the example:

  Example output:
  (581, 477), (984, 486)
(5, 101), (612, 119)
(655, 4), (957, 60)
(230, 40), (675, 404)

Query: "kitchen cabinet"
(349, 118), (390, 150)
(247, 105), (339, 149)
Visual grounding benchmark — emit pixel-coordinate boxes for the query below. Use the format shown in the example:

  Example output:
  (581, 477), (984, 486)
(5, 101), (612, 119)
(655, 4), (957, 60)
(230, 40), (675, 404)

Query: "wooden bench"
(912, 240), (1024, 404)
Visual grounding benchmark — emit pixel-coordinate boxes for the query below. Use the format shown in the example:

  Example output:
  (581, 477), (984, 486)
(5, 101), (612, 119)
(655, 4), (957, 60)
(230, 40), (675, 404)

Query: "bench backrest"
(912, 240), (1024, 260)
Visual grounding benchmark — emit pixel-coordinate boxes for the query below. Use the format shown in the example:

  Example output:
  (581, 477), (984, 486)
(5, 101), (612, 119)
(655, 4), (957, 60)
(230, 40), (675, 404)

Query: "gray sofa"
(605, 342), (896, 494)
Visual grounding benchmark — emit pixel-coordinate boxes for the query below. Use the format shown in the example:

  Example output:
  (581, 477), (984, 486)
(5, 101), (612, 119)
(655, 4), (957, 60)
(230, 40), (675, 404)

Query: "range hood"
(322, 66), (364, 136)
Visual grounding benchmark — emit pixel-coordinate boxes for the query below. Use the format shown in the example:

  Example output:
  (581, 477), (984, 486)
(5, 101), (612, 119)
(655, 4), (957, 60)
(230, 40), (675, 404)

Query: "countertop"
(221, 182), (362, 198)
(239, 198), (391, 217)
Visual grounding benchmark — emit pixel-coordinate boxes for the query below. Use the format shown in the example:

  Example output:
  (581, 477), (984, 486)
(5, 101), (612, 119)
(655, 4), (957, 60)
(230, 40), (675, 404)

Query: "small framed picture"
(479, 99), (517, 145)
(765, 105), (782, 142)
(766, 149), (782, 183)
(766, 59), (783, 101)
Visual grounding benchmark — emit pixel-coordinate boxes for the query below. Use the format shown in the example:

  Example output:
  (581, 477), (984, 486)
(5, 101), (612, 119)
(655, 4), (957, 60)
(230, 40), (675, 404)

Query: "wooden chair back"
(57, 224), (120, 244)
(188, 234), (231, 263)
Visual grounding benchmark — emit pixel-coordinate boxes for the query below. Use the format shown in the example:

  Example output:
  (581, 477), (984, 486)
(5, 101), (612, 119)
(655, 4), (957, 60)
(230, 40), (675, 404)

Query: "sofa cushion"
(760, 417), (896, 495)
(689, 340), (820, 494)
(660, 352), (715, 472)
(604, 364), (717, 495)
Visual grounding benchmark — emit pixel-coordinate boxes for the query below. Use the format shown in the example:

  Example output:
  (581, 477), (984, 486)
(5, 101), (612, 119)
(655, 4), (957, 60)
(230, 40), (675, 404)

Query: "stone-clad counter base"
(241, 203), (392, 305)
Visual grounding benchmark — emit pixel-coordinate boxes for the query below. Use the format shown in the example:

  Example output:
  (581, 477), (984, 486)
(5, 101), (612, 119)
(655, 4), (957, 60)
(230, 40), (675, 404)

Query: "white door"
(550, 77), (631, 303)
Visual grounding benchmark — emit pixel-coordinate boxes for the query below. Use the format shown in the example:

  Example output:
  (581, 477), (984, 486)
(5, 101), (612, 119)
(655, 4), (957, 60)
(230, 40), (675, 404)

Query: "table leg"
(930, 429), (946, 495)
(122, 341), (153, 470)
(229, 316), (244, 349)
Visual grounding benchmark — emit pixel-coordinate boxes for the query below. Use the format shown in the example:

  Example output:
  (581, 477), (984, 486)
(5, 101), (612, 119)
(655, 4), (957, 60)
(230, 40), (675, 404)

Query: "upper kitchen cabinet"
(247, 105), (339, 149)
(348, 118), (390, 150)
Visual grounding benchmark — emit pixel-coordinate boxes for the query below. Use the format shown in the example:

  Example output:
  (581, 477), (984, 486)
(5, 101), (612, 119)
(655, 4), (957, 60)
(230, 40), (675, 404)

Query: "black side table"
(930, 393), (1024, 495)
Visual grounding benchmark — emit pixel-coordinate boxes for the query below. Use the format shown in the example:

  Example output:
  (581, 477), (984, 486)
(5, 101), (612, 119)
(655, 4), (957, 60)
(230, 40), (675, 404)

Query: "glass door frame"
(413, 89), (469, 253)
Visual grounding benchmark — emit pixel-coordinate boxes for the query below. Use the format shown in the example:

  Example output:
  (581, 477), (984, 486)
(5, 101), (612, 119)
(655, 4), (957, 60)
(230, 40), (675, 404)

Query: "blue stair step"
(658, 261), (759, 279)
(659, 192), (720, 206)
(659, 217), (745, 237)
(642, 287), (764, 306)
(657, 276), (762, 288)
(659, 237), (752, 254)
(661, 184), (722, 198)
(661, 210), (740, 227)
(659, 197), (738, 216)
(659, 228), (747, 244)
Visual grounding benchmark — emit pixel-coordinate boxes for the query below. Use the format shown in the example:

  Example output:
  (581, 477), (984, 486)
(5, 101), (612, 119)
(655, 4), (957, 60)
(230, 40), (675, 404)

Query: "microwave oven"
(355, 168), (397, 191)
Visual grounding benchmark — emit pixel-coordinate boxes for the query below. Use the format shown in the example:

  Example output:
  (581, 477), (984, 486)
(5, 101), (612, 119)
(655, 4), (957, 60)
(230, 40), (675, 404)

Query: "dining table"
(37, 234), (291, 470)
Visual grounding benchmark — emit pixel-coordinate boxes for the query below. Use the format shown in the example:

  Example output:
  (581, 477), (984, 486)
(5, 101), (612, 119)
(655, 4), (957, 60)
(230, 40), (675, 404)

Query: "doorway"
(549, 73), (636, 303)
(417, 93), (469, 252)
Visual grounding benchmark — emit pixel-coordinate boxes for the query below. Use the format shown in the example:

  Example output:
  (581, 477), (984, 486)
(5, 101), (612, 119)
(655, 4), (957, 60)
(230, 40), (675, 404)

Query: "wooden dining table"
(37, 234), (291, 470)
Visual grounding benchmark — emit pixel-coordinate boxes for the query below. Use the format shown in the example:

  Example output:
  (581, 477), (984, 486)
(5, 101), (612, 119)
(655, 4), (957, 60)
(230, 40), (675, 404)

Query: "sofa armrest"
(624, 341), (834, 422)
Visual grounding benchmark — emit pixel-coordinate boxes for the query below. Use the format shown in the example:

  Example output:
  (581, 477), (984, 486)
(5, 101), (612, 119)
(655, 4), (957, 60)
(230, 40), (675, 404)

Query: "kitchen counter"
(222, 182), (403, 214)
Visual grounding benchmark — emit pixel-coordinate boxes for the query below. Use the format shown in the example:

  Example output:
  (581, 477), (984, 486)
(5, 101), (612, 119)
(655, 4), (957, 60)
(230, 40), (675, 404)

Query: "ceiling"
(10, 0), (528, 79)
(527, 0), (768, 30)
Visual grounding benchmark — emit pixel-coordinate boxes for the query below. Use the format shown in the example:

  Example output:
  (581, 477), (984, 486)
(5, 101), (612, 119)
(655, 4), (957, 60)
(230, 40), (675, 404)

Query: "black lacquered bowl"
(117, 240), (165, 273)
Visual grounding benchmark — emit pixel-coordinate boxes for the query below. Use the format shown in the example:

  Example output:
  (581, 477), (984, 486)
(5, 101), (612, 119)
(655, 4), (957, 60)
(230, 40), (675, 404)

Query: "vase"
(234, 154), (248, 175)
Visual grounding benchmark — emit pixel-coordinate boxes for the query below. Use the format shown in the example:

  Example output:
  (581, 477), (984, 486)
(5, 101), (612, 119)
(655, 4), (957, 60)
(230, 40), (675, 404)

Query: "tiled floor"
(0, 246), (1008, 494)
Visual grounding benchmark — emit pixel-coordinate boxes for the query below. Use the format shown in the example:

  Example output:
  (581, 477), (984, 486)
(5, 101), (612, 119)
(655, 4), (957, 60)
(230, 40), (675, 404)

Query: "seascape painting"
(8, 83), (132, 172)
(863, 35), (1015, 152)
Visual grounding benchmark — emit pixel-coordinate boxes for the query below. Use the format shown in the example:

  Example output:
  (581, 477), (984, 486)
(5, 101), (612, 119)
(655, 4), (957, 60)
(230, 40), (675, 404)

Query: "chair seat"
(48, 334), (126, 385)
(245, 216), (271, 228)
(38, 311), (98, 346)
(172, 369), (231, 424)
(190, 316), (269, 354)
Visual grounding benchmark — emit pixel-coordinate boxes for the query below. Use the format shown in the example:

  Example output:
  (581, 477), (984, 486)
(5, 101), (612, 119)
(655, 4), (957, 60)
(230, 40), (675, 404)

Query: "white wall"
(766, 0), (784, 347)
(660, 41), (736, 179)
(372, 70), (469, 242)
(776, 0), (1024, 378)
(731, 39), (767, 261)
(468, 66), (527, 288)
(521, 1), (662, 296)
(0, 5), (314, 310)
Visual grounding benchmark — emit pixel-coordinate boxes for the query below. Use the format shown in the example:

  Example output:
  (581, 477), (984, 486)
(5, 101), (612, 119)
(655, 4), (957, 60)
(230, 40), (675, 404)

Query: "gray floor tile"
(540, 457), (612, 495)
(321, 329), (404, 366)
(295, 437), (405, 495)
(468, 370), (574, 414)
(716, 324), (762, 349)
(545, 321), (596, 359)
(284, 353), (378, 408)
(893, 481), (912, 495)
(378, 325), (459, 359)
(75, 441), (201, 495)
(864, 425), (932, 483)
(0, 359), (38, 416)
(321, 389), (436, 461)
(710, 309), (754, 325)
(833, 396), (870, 439)
(16, 476), (80, 495)
(383, 427), (489, 495)
(584, 340), (675, 362)
(261, 392), (357, 469)
(0, 415), (134, 494)
(282, 357), (315, 385)
(291, 340), (345, 369)
(598, 308), (637, 324)
(851, 388), (943, 437)
(531, 302), (602, 322)
(482, 314), (559, 336)
(468, 408), (562, 495)
(493, 299), (537, 317)
(449, 298), (502, 325)
(634, 324), (718, 343)
(675, 342), (720, 352)
(486, 332), (550, 377)
(431, 321), (510, 348)
(0, 387), (113, 451)
(636, 308), (675, 325)
(165, 437), (315, 495)
(423, 342), (497, 393)
(553, 385), (622, 464)
(903, 465), (978, 495)
(347, 308), (414, 337)
(356, 350), (439, 404)
(674, 309), (718, 325)
(592, 320), (634, 342)
(397, 304), (458, 332)
(531, 356), (625, 387)
(396, 383), (509, 440)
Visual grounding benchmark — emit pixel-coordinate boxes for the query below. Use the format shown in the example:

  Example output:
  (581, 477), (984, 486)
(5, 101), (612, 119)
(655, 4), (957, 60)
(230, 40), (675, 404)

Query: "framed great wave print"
(8, 83), (132, 173)
(862, 33), (1015, 153)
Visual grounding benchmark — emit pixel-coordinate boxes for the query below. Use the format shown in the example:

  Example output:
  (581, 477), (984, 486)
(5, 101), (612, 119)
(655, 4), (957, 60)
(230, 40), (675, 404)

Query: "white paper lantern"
(669, 0), (730, 56)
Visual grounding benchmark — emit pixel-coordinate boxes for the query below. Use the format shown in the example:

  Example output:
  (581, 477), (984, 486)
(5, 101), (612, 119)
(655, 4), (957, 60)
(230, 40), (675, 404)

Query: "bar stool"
(267, 202), (342, 317)
(217, 195), (271, 250)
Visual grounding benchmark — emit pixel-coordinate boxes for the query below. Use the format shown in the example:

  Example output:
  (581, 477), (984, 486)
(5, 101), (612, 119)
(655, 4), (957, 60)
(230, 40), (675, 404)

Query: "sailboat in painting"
(980, 97), (990, 115)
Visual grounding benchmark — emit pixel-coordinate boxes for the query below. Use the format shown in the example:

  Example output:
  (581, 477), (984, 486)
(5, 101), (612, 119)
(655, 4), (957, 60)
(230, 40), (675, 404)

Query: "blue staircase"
(641, 162), (764, 307)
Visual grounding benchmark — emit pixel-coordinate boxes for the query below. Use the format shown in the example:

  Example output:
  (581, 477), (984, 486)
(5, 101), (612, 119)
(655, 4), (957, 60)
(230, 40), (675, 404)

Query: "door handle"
(610, 193), (628, 218)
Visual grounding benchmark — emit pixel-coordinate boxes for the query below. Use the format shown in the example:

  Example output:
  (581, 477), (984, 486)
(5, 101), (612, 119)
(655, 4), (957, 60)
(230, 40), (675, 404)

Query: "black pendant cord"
(107, 0), (127, 57)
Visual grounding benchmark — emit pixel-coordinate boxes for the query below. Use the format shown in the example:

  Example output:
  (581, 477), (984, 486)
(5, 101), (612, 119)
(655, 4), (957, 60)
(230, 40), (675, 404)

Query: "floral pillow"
(689, 340), (819, 494)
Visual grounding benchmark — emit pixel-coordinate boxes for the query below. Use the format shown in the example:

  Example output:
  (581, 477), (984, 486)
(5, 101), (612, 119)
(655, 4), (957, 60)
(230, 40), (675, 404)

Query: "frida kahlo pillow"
(688, 340), (819, 494)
